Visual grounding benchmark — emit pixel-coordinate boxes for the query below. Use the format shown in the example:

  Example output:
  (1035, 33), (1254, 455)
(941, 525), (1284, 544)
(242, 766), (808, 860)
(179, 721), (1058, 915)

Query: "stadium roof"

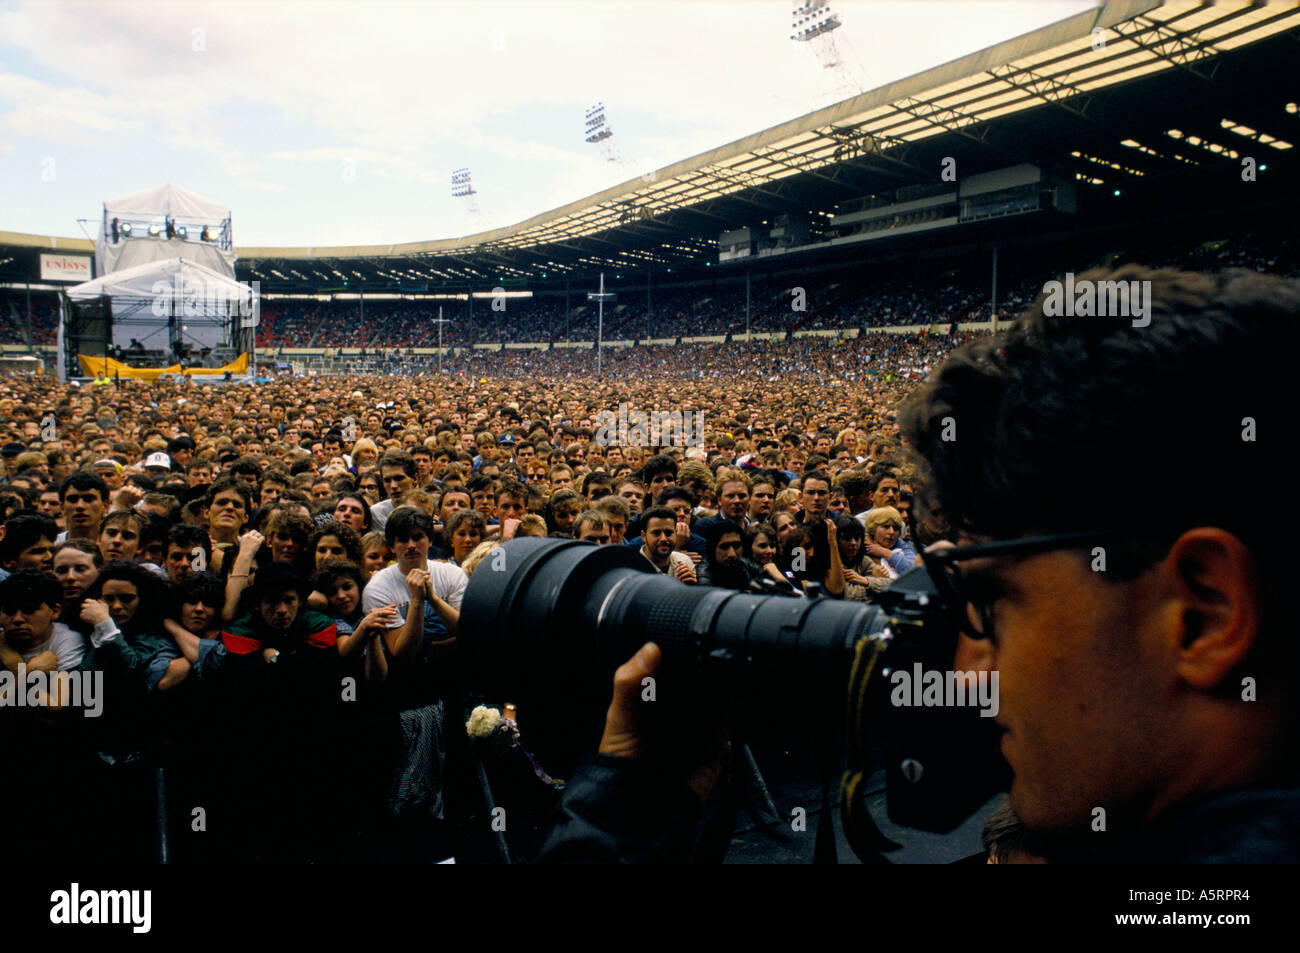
(4, 0), (1298, 290)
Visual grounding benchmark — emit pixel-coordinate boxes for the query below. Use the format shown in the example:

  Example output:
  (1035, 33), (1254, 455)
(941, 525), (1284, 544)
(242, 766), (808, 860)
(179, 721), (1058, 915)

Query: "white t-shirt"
(362, 559), (467, 630)
(17, 622), (86, 671)
(369, 498), (396, 533)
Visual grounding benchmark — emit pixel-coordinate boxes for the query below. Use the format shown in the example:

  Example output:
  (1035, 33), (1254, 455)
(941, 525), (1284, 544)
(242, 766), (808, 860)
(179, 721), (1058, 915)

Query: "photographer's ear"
(1165, 529), (1259, 690)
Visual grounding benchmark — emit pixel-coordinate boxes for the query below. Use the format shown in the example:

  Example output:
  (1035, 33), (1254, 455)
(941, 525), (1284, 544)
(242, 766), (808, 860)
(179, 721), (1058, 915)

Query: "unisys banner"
(39, 253), (92, 282)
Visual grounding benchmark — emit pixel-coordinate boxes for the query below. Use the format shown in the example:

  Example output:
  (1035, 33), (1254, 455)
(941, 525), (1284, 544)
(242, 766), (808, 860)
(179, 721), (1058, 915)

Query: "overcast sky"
(0, 0), (1096, 246)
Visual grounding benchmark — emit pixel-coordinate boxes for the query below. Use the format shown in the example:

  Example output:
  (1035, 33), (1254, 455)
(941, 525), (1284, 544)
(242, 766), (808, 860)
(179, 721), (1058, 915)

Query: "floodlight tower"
(587, 272), (616, 380)
(584, 102), (622, 164)
(451, 167), (479, 217)
(432, 306), (452, 375)
(790, 1), (862, 103)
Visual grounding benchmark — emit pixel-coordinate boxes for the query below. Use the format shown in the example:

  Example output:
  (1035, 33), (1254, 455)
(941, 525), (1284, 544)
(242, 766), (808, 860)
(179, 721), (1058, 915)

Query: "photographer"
(540, 266), (1300, 863)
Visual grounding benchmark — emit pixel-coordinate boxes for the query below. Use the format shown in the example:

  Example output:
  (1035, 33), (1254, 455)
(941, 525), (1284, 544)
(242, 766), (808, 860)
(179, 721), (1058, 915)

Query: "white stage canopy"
(98, 184), (236, 278)
(103, 183), (230, 223)
(66, 256), (257, 354)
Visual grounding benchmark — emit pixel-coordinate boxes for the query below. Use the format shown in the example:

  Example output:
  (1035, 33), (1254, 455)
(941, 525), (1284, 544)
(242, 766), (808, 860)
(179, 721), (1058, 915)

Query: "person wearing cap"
(143, 452), (171, 475)
(92, 458), (124, 492)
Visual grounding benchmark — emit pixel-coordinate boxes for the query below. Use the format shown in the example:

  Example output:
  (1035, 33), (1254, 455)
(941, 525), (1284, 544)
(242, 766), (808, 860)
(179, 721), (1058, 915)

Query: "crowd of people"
(0, 344), (939, 862)
(4, 242), (1297, 866)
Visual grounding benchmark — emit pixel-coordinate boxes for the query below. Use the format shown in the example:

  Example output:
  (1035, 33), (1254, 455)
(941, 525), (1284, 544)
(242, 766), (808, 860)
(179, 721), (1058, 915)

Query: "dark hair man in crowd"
(59, 472), (109, 542)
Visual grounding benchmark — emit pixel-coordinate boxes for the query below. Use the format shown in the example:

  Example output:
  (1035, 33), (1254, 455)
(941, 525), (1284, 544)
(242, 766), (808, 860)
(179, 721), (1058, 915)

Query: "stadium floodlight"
(202, 226), (218, 242)
(791, 0), (862, 102)
(120, 222), (133, 237)
(584, 103), (611, 144)
(176, 225), (187, 239)
(451, 167), (480, 217)
(148, 224), (162, 237)
(790, 0), (842, 41)
(584, 102), (623, 163)
(451, 168), (476, 198)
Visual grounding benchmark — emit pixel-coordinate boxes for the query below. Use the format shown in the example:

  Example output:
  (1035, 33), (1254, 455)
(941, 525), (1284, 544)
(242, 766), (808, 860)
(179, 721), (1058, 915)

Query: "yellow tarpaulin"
(77, 352), (250, 381)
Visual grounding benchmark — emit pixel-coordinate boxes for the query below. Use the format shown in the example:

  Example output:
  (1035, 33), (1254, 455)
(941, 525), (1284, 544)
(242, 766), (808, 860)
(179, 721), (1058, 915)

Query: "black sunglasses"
(923, 529), (1119, 640)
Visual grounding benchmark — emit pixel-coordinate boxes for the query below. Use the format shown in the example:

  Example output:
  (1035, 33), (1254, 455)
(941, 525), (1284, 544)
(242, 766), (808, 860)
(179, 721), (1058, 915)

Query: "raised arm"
(222, 530), (264, 622)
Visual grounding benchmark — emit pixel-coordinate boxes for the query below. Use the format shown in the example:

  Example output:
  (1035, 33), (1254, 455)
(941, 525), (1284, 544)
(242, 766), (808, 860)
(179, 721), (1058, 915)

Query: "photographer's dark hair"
(901, 265), (1300, 661)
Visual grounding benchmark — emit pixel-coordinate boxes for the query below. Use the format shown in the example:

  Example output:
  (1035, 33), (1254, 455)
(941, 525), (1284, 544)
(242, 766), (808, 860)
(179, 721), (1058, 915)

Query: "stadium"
(1, 0), (1299, 882)
(3, 0), (1297, 373)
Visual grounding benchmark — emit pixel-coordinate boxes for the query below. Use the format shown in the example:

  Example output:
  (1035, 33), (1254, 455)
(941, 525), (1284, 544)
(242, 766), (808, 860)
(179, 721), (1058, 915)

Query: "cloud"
(235, 178), (286, 192)
(0, 0), (1098, 242)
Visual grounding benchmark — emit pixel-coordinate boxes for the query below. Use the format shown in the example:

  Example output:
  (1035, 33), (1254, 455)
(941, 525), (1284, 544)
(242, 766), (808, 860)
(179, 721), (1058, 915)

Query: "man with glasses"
(896, 265), (1300, 862)
(542, 265), (1300, 864)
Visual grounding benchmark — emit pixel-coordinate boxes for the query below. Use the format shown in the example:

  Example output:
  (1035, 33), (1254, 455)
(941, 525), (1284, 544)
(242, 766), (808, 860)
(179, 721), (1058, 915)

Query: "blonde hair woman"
(350, 437), (379, 471)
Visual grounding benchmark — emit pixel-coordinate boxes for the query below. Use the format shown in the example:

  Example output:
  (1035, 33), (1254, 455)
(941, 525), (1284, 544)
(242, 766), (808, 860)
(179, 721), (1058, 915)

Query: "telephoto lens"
(459, 538), (889, 777)
(459, 538), (1008, 835)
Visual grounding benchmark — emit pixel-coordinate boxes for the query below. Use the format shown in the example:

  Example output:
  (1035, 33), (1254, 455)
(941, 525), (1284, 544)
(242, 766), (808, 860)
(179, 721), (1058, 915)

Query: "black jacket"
(538, 755), (701, 863)
(539, 756), (1300, 863)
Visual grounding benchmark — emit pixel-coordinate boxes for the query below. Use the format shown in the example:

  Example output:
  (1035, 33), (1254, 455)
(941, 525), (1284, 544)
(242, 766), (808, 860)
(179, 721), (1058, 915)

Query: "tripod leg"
(155, 764), (170, 865)
(739, 742), (781, 826)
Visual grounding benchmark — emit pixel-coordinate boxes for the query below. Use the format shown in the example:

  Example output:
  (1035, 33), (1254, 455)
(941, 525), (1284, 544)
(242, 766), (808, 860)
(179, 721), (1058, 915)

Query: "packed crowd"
(253, 273), (1017, 349)
(0, 344), (941, 861)
(327, 330), (978, 381)
(8, 231), (1295, 355)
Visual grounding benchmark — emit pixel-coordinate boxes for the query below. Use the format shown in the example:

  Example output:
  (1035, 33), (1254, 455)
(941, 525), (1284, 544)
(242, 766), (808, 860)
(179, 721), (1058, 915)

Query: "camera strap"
(839, 635), (902, 862)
